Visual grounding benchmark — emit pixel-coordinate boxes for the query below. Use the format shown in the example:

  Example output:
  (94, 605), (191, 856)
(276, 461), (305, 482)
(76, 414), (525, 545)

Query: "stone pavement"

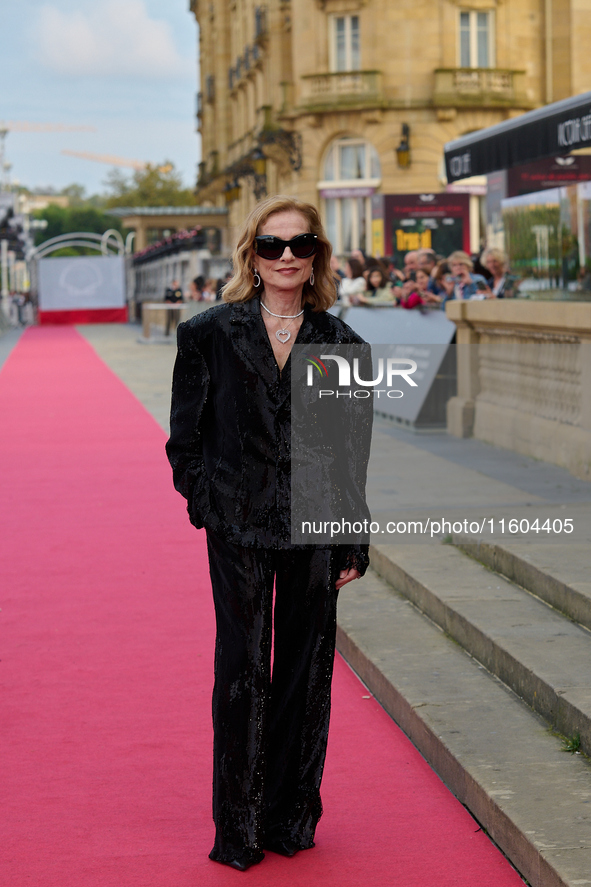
(0, 327), (24, 374)
(4, 321), (591, 886)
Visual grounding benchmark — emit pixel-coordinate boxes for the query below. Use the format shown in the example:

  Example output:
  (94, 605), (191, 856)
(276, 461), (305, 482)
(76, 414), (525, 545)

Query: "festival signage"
(372, 193), (470, 263)
(38, 255), (127, 325)
(445, 91), (591, 182)
(507, 155), (591, 196)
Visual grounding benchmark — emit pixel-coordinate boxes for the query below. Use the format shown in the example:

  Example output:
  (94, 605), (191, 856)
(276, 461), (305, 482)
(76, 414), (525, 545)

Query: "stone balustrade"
(433, 68), (530, 109)
(446, 300), (591, 480)
(300, 70), (383, 109)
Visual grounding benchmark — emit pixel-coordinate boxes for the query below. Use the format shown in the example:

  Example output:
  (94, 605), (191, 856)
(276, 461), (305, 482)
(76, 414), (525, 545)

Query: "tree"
(59, 183), (88, 207)
(103, 161), (196, 208)
(33, 204), (124, 254)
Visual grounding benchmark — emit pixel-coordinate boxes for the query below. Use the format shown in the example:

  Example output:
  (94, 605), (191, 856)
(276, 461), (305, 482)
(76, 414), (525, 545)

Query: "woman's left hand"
(335, 568), (361, 590)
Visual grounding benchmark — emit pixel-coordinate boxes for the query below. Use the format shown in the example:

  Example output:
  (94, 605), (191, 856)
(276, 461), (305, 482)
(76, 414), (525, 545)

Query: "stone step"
(368, 543), (591, 758)
(337, 567), (591, 887)
(455, 540), (591, 632)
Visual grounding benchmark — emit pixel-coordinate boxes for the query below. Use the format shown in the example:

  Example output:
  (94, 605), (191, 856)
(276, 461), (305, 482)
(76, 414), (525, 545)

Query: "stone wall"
(446, 300), (591, 480)
(192, 0), (555, 232)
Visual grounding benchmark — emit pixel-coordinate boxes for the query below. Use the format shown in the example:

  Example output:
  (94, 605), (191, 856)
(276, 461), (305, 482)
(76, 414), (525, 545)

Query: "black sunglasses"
(254, 233), (318, 260)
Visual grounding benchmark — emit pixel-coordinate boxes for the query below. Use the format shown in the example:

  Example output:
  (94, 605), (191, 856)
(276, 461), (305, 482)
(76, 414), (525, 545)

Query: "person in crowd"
(356, 265), (394, 305)
(447, 251), (491, 300)
(338, 257), (367, 305)
(203, 278), (219, 301)
(472, 250), (491, 280)
(415, 268), (442, 305)
(19, 291), (33, 325)
(417, 248), (437, 275)
(201, 280), (212, 300)
(164, 278), (184, 336)
(481, 248), (518, 298)
(395, 273), (424, 310)
(432, 261), (456, 305)
(165, 195), (371, 872)
(188, 277), (204, 301)
(10, 291), (27, 326)
(363, 255), (381, 276)
(383, 256), (405, 283)
(223, 270), (234, 292)
(350, 248), (366, 269)
(215, 278), (226, 301)
(403, 250), (419, 275)
(330, 254), (345, 290)
(417, 248), (442, 294)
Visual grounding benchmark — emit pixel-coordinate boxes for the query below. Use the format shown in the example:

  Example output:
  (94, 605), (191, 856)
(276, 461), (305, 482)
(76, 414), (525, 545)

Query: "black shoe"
(265, 838), (315, 857)
(209, 848), (264, 871)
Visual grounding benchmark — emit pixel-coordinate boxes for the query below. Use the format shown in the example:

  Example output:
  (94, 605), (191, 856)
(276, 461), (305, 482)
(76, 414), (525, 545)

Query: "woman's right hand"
(336, 568), (361, 590)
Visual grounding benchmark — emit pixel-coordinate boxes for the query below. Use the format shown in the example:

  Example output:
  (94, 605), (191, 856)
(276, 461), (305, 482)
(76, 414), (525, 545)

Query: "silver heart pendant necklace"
(261, 301), (304, 344)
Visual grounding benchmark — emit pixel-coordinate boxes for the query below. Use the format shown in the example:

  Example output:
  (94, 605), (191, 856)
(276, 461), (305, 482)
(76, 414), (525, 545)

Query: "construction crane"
(0, 121), (96, 134)
(61, 150), (173, 173)
(0, 121), (97, 190)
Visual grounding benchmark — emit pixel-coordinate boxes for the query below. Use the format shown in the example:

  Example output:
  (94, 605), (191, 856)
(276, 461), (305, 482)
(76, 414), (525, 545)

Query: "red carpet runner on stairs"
(0, 327), (524, 886)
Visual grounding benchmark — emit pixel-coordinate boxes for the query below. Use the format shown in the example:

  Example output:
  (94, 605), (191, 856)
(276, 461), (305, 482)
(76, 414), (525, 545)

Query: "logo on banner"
(557, 113), (591, 149)
(305, 354), (418, 399)
(304, 354), (329, 377)
(449, 152), (472, 179)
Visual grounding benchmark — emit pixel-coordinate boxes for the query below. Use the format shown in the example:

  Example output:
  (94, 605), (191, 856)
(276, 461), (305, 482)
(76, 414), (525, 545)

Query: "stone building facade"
(190, 0), (591, 254)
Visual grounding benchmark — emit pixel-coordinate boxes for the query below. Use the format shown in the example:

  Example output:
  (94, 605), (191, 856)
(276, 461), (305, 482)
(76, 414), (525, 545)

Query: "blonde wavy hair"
(447, 250), (474, 271)
(481, 247), (508, 271)
(223, 195), (337, 311)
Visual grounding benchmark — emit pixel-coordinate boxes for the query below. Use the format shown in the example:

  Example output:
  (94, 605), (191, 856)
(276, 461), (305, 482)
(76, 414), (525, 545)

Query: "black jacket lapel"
(229, 296), (280, 393)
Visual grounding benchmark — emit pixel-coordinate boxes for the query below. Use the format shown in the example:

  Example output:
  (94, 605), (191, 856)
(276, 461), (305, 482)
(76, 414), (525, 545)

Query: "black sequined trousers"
(206, 531), (342, 864)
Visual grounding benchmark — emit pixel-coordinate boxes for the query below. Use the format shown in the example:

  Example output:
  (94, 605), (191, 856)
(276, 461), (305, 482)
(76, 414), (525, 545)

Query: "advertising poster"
(382, 193), (470, 265)
(507, 155), (591, 197)
(37, 255), (127, 324)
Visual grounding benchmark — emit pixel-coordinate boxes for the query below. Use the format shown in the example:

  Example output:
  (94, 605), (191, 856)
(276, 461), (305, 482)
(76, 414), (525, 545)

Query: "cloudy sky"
(1, 0), (199, 195)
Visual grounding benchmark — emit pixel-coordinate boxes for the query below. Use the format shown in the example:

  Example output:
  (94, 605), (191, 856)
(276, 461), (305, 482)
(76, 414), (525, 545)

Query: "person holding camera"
(447, 251), (491, 301)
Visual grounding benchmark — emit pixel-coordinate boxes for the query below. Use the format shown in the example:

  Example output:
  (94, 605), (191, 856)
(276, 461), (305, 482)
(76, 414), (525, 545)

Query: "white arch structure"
(29, 229), (126, 260)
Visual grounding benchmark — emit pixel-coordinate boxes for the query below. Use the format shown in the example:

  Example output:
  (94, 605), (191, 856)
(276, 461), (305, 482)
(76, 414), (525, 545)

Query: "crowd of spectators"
(332, 246), (519, 309)
(172, 272), (233, 304)
(6, 291), (34, 326)
(164, 247), (518, 313)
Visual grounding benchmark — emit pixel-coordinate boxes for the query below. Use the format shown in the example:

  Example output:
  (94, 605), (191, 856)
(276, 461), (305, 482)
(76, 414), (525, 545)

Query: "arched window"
(318, 137), (381, 255)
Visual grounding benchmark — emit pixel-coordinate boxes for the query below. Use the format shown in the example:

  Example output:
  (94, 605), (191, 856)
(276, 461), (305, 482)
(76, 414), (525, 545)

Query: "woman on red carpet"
(165, 196), (371, 871)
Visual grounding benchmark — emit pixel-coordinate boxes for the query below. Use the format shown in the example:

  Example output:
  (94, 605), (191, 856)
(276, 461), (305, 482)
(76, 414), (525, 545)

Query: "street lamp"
(224, 179), (241, 204)
(249, 147), (267, 200)
(251, 147), (267, 177)
(396, 123), (411, 169)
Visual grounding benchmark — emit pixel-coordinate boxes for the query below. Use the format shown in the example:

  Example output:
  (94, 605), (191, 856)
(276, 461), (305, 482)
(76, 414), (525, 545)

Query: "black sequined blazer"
(165, 296), (371, 574)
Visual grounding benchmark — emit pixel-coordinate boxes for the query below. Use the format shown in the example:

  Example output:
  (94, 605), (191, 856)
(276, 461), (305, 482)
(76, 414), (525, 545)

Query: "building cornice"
(108, 206), (228, 217)
(314, 0), (369, 10)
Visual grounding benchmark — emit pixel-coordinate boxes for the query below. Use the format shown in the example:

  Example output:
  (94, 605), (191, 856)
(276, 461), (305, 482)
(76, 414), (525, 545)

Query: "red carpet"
(0, 326), (524, 886)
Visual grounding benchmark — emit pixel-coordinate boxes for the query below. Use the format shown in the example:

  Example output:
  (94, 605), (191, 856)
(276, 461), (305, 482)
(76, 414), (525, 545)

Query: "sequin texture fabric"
(165, 296), (372, 865)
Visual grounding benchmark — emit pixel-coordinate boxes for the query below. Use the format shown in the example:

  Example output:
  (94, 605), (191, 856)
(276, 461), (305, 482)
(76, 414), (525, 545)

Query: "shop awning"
(444, 91), (591, 182)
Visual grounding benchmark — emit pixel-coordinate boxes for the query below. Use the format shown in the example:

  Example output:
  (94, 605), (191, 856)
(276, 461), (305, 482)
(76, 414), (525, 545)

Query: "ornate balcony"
(300, 70), (383, 110)
(434, 68), (530, 109)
